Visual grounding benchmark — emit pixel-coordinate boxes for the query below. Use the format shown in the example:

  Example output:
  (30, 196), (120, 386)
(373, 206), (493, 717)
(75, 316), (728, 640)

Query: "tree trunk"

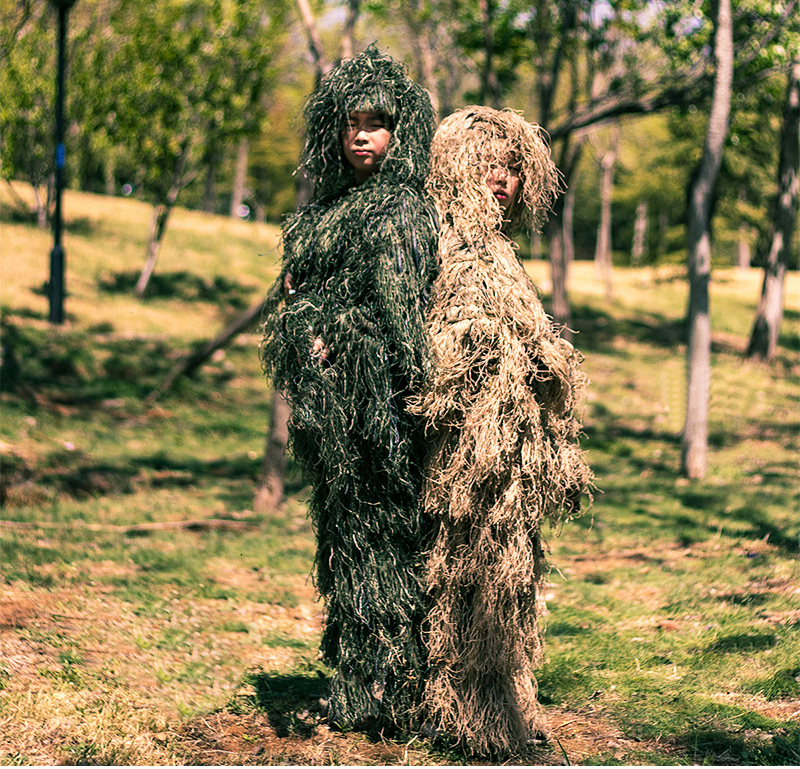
(230, 137), (249, 218)
(254, 389), (291, 512)
(746, 57), (800, 361)
(548, 213), (571, 340)
(594, 127), (619, 301)
(632, 199), (648, 266)
(547, 137), (582, 337)
(104, 155), (115, 197)
(563, 184), (576, 266)
(736, 223), (751, 269)
(478, 0), (501, 109)
(136, 144), (189, 298)
(657, 210), (669, 257)
(34, 185), (48, 229)
(340, 0), (360, 61)
(136, 202), (171, 297)
(681, 0), (733, 480)
(594, 147), (615, 300)
(202, 146), (219, 214)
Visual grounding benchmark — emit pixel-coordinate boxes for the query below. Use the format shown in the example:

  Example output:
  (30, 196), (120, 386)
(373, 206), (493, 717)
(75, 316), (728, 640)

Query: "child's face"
(341, 111), (392, 182)
(485, 162), (521, 211)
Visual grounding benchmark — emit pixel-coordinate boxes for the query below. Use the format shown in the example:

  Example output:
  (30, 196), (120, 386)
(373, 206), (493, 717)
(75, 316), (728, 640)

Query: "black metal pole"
(48, 1), (72, 325)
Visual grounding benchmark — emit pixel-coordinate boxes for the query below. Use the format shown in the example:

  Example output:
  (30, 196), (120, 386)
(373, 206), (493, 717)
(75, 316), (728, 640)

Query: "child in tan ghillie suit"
(409, 106), (593, 756)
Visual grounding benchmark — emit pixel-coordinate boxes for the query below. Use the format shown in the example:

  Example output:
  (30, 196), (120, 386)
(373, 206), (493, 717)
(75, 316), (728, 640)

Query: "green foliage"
(96, 0), (287, 204)
(0, 3), (55, 216)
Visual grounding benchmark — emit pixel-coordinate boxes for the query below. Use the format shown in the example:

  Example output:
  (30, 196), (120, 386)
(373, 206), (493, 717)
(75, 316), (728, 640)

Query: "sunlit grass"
(1, 188), (797, 766)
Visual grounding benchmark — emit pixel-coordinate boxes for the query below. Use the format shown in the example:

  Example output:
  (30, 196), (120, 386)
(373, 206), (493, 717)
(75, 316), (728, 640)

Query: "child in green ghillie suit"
(260, 47), (438, 733)
(409, 106), (593, 755)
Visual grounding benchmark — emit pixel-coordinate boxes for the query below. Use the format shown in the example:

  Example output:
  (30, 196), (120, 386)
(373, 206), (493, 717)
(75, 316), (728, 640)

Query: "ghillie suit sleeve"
(408, 106), (593, 755)
(260, 46), (439, 732)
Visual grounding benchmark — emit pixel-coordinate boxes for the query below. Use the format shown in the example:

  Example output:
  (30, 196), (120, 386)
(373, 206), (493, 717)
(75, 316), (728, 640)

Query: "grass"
(1, 185), (798, 765)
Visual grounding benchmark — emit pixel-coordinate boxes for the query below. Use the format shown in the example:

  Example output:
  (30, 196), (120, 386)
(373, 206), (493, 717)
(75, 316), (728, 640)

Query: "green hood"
(300, 44), (435, 199)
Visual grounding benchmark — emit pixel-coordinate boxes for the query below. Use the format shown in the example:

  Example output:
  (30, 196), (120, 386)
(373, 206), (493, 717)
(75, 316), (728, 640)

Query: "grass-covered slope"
(1, 187), (798, 765)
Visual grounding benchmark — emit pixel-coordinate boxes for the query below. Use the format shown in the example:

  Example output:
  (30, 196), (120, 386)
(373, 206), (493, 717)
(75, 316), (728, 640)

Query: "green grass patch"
(0, 188), (797, 766)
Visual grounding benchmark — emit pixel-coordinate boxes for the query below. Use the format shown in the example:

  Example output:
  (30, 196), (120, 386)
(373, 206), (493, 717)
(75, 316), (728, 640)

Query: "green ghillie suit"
(260, 47), (438, 732)
(409, 106), (593, 755)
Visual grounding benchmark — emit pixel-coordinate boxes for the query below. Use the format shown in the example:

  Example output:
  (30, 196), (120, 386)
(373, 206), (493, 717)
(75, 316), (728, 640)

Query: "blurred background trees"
(2, 0), (796, 270)
(1, 0), (797, 480)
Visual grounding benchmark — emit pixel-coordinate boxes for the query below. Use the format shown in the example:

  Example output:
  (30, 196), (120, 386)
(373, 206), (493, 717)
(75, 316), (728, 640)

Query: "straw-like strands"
(410, 106), (593, 755)
(260, 47), (439, 732)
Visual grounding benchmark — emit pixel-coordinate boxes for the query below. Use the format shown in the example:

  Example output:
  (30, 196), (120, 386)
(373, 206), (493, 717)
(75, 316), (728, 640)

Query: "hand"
(311, 337), (330, 361)
(283, 271), (297, 302)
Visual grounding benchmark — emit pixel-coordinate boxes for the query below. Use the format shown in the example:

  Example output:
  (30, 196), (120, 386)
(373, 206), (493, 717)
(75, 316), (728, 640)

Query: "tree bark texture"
(736, 224), (751, 269)
(594, 144), (616, 301)
(681, 0), (733, 479)
(230, 137), (249, 218)
(632, 199), (648, 266)
(136, 144), (189, 298)
(478, 0), (502, 109)
(563, 184), (576, 266)
(254, 389), (291, 512)
(746, 57), (800, 361)
(547, 212), (571, 340)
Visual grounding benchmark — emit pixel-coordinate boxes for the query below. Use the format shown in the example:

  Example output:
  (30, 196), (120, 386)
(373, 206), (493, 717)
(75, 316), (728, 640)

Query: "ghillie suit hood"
(261, 47), (438, 732)
(427, 104), (561, 240)
(299, 43), (435, 201)
(409, 106), (593, 756)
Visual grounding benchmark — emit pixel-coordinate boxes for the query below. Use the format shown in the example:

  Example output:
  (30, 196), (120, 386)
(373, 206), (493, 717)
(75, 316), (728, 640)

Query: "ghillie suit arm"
(409, 106), (593, 755)
(260, 46), (439, 732)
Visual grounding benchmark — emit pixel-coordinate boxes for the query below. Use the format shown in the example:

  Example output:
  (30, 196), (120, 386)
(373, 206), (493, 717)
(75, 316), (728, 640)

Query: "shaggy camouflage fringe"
(260, 47), (438, 732)
(409, 106), (593, 755)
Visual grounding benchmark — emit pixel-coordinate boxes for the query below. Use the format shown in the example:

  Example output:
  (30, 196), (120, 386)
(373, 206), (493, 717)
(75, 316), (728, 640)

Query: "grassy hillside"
(1, 188), (798, 766)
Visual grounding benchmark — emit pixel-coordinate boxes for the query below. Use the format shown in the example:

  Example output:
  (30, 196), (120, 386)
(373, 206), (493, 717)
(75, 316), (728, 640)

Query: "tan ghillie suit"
(410, 106), (593, 755)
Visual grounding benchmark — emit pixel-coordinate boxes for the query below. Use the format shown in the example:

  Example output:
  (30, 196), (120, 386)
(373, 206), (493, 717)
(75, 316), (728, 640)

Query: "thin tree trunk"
(340, 0), (360, 61)
(632, 199), (648, 266)
(548, 213), (571, 339)
(681, 0), (733, 479)
(746, 57), (800, 361)
(594, 127), (619, 301)
(136, 203), (171, 297)
(104, 155), (115, 197)
(203, 146), (219, 214)
(136, 144), (190, 298)
(547, 137), (582, 337)
(254, 389), (291, 512)
(657, 210), (669, 257)
(478, 0), (501, 109)
(736, 224), (751, 269)
(563, 184), (576, 266)
(230, 137), (249, 218)
(34, 185), (48, 229)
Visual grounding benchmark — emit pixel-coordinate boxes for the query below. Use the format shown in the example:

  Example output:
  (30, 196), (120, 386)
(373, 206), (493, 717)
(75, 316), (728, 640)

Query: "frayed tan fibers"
(410, 106), (593, 756)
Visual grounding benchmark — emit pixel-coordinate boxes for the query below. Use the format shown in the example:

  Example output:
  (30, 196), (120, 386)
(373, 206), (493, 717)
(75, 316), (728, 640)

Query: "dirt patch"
(0, 592), (40, 629)
(173, 701), (679, 766)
